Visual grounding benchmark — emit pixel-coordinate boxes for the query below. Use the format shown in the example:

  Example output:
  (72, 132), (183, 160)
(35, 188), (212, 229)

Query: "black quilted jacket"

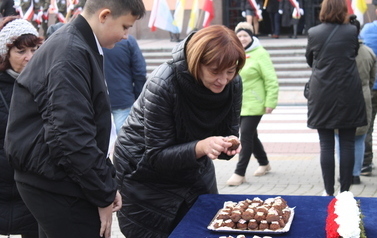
(113, 34), (242, 238)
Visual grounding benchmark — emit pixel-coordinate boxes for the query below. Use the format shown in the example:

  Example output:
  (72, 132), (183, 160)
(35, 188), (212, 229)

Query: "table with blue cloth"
(169, 194), (377, 238)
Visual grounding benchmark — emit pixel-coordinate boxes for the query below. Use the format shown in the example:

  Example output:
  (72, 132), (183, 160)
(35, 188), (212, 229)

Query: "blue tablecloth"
(169, 194), (377, 238)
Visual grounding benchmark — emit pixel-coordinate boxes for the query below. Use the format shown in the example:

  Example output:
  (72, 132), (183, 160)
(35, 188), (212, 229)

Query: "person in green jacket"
(227, 21), (279, 186)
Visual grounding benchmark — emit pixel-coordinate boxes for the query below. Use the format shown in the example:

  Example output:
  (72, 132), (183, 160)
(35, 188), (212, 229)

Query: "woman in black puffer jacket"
(0, 16), (42, 238)
(113, 25), (246, 238)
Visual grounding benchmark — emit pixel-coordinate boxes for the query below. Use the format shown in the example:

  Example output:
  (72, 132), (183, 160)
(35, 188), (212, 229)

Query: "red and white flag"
(66, 0), (79, 11)
(49, 0), (59, 14)
(23, 1), (34, 21)
(202, 0), (214, 28)
(247, 0), (263, 20)
(288, 0), (301, 19)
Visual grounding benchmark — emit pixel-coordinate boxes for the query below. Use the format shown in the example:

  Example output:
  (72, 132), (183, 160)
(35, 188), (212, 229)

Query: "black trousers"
(16, 182), (102, 238)
(235, 116), (269, 176)
(318, 128), (355, 196)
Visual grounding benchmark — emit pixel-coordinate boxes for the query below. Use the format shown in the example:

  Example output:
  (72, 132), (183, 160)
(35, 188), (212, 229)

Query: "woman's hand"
(223, 135), (242, 156)
(265, 107), (274, 114)
(195, 136), (241, 160)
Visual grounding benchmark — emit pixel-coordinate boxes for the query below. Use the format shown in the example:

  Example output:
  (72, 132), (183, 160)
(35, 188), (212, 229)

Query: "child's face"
(99, 13), (138, 49)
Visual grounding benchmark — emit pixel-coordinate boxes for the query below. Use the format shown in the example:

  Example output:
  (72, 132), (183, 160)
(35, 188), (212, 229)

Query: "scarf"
(173, 65), (234, 143)
(6, 69), (20, 79)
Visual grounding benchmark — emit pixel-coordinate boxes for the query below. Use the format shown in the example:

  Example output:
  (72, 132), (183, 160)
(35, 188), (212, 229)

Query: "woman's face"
(9, 45), (37, 73)
(236, 30), (252, 48)
(198, 63), (237, 93)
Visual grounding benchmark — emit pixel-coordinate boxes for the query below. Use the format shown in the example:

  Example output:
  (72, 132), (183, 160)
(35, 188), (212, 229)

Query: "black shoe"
(352, 176), (361, 184)
(361, 165), (372, 176)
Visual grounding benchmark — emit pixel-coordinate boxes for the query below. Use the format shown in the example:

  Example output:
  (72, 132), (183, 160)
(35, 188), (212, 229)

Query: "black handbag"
(304, 25), (339, 99)
(304, 82), (310, 99)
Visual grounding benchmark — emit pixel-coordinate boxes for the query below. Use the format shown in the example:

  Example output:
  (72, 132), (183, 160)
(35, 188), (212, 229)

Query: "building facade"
(130, 0), (377, 40)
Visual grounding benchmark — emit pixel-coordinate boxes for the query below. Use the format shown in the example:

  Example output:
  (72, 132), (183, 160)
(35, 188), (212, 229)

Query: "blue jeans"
(112, 108), (131, 134)
(335, 133), (366, 176)
(269, 12), (281, 36)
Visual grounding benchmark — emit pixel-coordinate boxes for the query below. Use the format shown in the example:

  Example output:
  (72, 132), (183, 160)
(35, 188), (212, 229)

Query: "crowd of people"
(0, 0), (377, 238)
(241, 0), (304, 39)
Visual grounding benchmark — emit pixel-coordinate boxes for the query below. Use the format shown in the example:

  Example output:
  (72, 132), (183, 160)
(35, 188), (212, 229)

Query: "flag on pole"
(148, 0), (179, 33)
(202, 0), (214, 28)
(48, 0), (59, 14)
(247, 0), (263, 21)
(346, 0), (354, 14)
(288, 0), (302, 19)
(186, 0), (199, 34)
(13, 0), (24, 18)
(173, 0), (186, 33)
(351, 0), (367, 25)
(23, 1), (34, 21)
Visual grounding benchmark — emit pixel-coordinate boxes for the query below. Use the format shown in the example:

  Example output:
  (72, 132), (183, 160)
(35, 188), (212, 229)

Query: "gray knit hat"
(0, 19), (39, 60)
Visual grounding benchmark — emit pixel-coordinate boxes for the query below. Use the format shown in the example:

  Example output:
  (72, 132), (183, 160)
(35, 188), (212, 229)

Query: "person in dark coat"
(113, 25), (246, 238)
(0, 0), (17, 17)
(265, 0), (281, 38)
(279, 0), (303, 38)
(102, 35), (147, 134)
(305, 0), (367, 196)
(4, 1), (145, 237)
(241, 0), (263, 35)
(0, 16), (43, 238)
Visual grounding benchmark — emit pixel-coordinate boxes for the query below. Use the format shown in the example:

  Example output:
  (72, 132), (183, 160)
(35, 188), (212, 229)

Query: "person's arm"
(129, 36), (147, 99)
(0, 0), (7, 15)
(259, 50), (279, 111)
(370, 52), (377, 90)
(139, 71), (236, 175)
(41, 59), (117, 208)
(305, 34), (314, 67)
(98, 191), (121, 238)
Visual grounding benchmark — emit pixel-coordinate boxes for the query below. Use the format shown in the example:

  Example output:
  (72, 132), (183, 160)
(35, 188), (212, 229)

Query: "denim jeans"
(269, 12), (281, 36)
(112, 107), (131, 134)
(335, 133), (366, 176)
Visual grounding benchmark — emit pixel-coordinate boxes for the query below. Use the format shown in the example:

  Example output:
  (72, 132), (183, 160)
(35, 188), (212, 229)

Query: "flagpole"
(66, 0), (73, 22)
(195, 9), (204, 31)
(263, 0), (269, 9)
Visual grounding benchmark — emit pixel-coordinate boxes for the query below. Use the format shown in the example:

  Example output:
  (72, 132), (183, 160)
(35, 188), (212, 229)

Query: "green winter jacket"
(240, 37), (279, 116)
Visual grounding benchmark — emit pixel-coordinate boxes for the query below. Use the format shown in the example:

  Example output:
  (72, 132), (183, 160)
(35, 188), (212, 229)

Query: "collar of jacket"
(71, 14), (100, 55)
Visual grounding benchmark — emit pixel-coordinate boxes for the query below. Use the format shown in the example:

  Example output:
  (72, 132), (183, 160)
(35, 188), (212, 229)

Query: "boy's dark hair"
(84, 0), (145, 19)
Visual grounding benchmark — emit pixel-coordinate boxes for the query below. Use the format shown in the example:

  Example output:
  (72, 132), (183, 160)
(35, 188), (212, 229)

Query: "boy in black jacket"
(4, 0), (145, 237)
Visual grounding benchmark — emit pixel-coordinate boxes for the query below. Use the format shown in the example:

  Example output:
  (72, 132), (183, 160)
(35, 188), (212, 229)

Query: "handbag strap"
(316, 25), (340, 59)
(0, 89), (9, 112)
